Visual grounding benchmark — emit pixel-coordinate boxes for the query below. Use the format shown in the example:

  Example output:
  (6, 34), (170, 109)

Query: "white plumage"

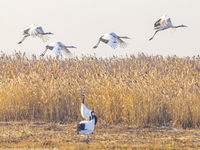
(81, 93), (97, 125)
(18, 24), (54, 44)
(81, 94), (91, 120)
(93, 32), (130, 49)
(149, 15), (187, 40)
(40, 42), (76, 58)
(77, 110), (96, 144)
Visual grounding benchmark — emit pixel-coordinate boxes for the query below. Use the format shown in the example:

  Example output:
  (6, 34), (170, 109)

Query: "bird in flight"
(40, 42), (76, 58)
(93, 32), (130, 49)
(149, 15), (187, 41)
(18, 24), (54, 44)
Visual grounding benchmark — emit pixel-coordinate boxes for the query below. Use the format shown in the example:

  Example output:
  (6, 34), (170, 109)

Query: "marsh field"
(0, 52), (200, 149)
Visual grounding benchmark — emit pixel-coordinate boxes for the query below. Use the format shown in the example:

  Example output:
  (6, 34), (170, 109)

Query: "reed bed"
(0, 51), (200, 129)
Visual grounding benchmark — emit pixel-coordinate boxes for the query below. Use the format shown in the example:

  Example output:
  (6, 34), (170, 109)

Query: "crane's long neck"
(65, 46), (76, 48)
(118, 36), (130, 39)
(42, 32), (53, 35)
(90, 114), (94, 123)
(174, 25), (186, 28)
(82, 95), (85, 104)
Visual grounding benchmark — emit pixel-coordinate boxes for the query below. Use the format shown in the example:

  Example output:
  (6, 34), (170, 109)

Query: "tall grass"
(0, 51), (200, 128)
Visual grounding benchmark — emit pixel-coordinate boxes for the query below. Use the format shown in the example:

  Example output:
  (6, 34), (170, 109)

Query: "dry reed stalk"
(0, 52), (200, 128)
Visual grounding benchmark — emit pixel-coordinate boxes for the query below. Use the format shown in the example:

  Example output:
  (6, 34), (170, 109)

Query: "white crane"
(77, 110), (96, 144)
(149, 15), (187, 40)
(81, 94), (97, 125)
(18, 24), (54, 44)
(40, 42), (76, 58)
(93, 32), (130, 49)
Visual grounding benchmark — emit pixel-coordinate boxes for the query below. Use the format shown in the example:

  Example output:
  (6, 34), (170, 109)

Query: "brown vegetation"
(0, 52), (200, 129)
(0, 122), (200, 149)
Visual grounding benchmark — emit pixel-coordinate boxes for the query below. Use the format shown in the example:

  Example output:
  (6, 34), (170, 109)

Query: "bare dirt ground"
(0, 122), (200, 149)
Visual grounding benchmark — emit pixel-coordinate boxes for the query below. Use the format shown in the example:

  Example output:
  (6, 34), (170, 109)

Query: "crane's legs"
(40, 48), (48, 57)
(86, 135), (89, 144)
(149, 30), (160, 41)
(18, 35), (29, 44)
(93, 40), (101, 49)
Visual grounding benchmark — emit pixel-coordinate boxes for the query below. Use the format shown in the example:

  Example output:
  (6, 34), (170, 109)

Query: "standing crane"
(81, 94), (97, 125)
(77, 110), (96, 144)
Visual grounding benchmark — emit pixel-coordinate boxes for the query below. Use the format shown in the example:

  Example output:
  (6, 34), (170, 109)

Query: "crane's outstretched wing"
(62, 46), (74, 58)
(35, 27), (49, 42)
(167, 27), (176, 33)
(35, 27), (45, 33)
(107, 36), (118, 49)
(27, 24), (38, 37)
(166, 18), (176, 33)
(167, 18), (172, 24)
(114, 37), (128, 48)
(37, 34), (49, 42)
(53, 43), (62, 56)
(154, 15), (167, 28)
(102, 34), (118, 49)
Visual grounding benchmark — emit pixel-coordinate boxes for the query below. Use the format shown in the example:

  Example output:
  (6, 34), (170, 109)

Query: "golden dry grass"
(0, 122), (200, 149)
(0, 51), (200, 149)
(0, 52), (200, 129)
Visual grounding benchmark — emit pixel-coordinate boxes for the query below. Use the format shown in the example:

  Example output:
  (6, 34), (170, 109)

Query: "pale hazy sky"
(0, 0), (200, 58)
